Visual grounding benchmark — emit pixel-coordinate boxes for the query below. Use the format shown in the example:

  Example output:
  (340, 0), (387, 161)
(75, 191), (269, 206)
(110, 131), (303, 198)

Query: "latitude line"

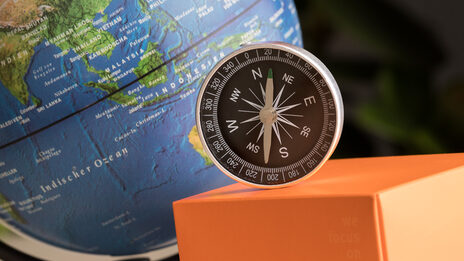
(0, 0), (263, 150)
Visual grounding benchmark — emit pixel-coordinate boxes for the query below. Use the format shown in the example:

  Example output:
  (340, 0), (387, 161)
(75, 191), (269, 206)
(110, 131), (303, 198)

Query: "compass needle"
(197, 42), (343, 187)
(263, 124), (272, 163)
(262, 68), (274, 164)
(264, 68), (274, 108)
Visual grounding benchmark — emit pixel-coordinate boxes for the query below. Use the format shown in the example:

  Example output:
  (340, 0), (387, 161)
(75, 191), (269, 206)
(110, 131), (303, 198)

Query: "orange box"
(173, 154), (464, 261)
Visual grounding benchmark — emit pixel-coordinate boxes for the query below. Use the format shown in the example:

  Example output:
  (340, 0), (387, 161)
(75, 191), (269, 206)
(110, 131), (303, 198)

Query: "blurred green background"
(294, 0), (464, 157)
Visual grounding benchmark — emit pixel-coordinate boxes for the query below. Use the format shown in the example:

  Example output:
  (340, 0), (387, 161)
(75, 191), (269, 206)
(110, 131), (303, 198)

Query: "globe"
(0, 0), (302, 259)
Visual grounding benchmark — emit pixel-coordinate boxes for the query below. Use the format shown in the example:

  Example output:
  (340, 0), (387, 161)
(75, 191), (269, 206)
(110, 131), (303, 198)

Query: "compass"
(196, 42), (343, 188)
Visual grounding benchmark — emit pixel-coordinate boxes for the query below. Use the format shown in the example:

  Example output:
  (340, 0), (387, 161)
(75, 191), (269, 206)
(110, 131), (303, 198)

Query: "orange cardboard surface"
(173, 153), (464, 261)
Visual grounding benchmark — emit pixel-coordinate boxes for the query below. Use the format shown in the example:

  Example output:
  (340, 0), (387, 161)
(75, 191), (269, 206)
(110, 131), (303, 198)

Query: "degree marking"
(206, 91), (218, 97)
(300, 163), (306, 173)
(199, 46), (339, 186)
(220, 151), (229, 159)
(208, 134), (219, 139)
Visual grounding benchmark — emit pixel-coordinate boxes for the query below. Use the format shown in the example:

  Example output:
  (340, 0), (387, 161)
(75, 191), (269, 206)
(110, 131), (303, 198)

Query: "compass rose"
(197, 42), (343, 187)
(239, 69), (303, 163)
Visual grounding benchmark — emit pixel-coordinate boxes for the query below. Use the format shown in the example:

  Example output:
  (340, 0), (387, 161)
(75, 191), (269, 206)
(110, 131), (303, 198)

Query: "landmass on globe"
(188, 125), (212, 166)
(0, 193), (24, 224)
(1, 0), (118, 104)
(0, 0), (302, 256)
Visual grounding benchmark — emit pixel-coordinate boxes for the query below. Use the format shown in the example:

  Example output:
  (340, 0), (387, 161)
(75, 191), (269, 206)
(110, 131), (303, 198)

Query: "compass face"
(196, 42), (343, 188)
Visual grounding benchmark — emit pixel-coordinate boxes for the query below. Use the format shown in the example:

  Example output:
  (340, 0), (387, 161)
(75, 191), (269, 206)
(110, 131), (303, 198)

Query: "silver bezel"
(196, 41), (344, 189)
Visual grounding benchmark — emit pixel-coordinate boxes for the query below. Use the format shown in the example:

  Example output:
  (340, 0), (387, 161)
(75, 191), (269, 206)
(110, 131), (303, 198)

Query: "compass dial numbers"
(198, 44), (341, 187)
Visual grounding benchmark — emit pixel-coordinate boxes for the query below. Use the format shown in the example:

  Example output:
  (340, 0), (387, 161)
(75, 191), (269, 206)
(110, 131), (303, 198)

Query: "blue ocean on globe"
(0, 0), (302, 258)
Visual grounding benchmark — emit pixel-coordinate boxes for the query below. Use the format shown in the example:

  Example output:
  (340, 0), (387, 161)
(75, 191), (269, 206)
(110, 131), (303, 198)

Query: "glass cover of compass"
(196, 42), (343, 188)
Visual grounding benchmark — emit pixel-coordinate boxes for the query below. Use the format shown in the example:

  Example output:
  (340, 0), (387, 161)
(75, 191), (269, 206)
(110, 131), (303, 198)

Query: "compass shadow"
(194, 186), (262, 198)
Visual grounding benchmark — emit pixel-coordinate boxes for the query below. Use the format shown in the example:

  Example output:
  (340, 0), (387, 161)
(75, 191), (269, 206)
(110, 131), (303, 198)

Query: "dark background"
(2, 0), (462, 260)
(295, 0), (464, 158)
